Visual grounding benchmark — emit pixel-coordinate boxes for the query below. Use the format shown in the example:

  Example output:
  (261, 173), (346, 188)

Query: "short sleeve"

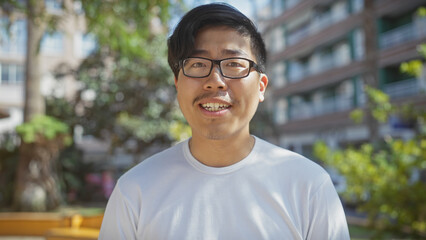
(306, 176), (350, 240)
(99, 181), (138, 240)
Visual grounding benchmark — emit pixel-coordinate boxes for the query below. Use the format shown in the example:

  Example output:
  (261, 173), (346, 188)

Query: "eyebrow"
(191, 48), (249, 58)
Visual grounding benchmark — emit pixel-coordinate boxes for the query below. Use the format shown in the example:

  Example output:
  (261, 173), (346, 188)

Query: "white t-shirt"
(99, 137), (350, 240)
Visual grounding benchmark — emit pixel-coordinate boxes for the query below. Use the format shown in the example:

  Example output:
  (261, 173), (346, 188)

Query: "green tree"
(1, 0), (73, 211)
(47, 0), (186, 166)
(314, 31), (426, 236)
(315, 89), (425, 238)
(1, 0), (178, 210)
(14, 115), (72, 211)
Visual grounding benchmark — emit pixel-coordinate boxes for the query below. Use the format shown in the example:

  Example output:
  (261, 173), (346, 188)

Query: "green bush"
(314, 139), (426, 237)
(15, 115), (72, 145)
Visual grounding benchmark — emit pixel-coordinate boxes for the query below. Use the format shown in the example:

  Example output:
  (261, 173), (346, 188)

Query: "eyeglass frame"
(179, 57), (263, 79)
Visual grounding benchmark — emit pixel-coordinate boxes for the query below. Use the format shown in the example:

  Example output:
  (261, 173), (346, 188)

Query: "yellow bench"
(0, 212), (68, 236)
(45, 214), (103, 240)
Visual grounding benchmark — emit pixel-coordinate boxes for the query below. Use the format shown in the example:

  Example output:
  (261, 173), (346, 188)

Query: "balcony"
(319, 96), (353, 114)
(287, 10), (347, 47)
(290, 96), (353, 120)
(286, 0), (302, 10)
(287, 26), (311, 46)
(383, 78), (422, 99)
(288, 54), (336, 83)
(380, 17), (426, 49)
(289, 102), (312, 120)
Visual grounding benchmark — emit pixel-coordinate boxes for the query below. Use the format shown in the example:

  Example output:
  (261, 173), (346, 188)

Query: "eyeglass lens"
(183, 58), (251, 78)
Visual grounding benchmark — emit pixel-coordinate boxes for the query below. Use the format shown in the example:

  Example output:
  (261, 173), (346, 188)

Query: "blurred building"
(261, 0), (426, 157)
(0, 0), (96, 134)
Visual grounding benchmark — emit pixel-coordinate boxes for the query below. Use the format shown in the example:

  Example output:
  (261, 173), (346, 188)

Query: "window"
(73, 0), (84, 14)
(0, 64), (25, 84)
(74, 33), (97, 58)
(352, 28), (365, 60)
(45, 0), (62, 12)
(0, 19), (27, 55)
(41, 32), (64, 55)
(351, 0), (364, 13)
(287, 58), (307, 82)
(274, 98), (288, 124)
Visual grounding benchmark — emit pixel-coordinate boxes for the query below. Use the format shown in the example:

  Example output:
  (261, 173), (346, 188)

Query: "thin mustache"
(193, 92), (232, 105)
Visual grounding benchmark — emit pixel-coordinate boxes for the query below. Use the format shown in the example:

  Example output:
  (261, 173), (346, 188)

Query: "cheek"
(235, 85), (261, 111)
(176, 80), (197, 114)
(243, 82), (261, 101)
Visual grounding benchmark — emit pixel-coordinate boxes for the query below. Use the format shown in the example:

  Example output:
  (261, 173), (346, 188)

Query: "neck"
(189, 133), (255, 167)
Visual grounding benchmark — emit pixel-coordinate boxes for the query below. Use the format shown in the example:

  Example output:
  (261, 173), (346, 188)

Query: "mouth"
(200, 102), (231, 112)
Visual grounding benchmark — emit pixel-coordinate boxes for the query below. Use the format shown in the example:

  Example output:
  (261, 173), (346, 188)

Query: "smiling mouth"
(200, 103), (230, 112)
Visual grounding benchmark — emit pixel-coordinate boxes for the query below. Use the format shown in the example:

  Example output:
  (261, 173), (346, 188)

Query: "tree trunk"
(23, 0), (45, 122)
(13, 0), (62, 211)
(14, 136), (63, 211)
(363, 0), (380, 145)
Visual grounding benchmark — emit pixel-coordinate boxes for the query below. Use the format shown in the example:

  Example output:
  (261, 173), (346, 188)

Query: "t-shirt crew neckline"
(182, 136), (259, 175)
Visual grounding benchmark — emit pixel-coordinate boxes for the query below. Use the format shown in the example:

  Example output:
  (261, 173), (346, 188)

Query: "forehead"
(192, 26), (254, 59)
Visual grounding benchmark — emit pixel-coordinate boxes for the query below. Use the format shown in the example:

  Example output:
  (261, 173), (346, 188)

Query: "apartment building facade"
(0, 0), (95, 133)
(261, 0), (426, 157)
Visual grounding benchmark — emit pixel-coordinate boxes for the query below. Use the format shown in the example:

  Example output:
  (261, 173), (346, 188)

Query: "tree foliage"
(398, 7), (426, 78)
(315, 137), (426, 237)
(320, 16), (426, 235)
(315, 16), (426, 233)
(314, 90), (426, 237)
(48, 0), (186, 163)
(16, 115), (71, 145)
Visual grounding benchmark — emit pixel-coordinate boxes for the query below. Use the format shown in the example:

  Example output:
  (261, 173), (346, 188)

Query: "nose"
(203, 65), (227, 90)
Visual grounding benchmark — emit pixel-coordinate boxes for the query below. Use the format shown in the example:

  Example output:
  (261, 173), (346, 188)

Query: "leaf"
(400, 60), (423, 77)
(350, 108), (364, 123)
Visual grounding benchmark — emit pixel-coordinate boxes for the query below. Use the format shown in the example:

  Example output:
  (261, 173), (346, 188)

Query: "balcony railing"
(290, 103), (313, 120)
(314, 55), (335, 74)
(290, 96), (353, 120)
(380, 18), (426, 49)
(286, 0), (301, 10)
(383, 78), (421, 99)
(286, 9), (348, 47)
(317, 96), (352, 114)
(287, 26), (311, 46)
(287, 55), (336, 83)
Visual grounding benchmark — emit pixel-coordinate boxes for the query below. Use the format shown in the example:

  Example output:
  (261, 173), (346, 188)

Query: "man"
(99, 3), (350, 239)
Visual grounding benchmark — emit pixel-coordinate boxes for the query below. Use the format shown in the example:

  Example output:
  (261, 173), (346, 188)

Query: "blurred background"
(0, 0), (425, 239)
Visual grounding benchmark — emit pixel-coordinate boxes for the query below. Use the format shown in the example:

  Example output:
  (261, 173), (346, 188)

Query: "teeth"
(201, 103), (230, 112)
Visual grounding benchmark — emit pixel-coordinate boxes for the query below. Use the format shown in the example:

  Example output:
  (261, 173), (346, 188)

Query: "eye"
(191, 62), (207, 68)
(226, 62), (244, 67)
(224, 59), (248, 68)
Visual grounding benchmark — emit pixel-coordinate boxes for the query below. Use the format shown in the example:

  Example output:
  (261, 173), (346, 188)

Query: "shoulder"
(116, 140), (187, 191)
(253, 137), (330, 183)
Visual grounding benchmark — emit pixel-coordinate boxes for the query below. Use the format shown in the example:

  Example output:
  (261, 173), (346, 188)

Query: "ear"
(259, 74), (268, 102)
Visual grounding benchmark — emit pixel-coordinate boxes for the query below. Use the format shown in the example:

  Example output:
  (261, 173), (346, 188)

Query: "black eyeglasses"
(180, 57), (262, 79)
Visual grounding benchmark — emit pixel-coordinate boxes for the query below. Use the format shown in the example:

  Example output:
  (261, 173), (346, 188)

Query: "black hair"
(167, 3), (267, 78)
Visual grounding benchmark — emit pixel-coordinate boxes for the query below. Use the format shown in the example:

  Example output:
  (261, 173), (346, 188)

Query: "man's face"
(175, 26), (268, 140)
